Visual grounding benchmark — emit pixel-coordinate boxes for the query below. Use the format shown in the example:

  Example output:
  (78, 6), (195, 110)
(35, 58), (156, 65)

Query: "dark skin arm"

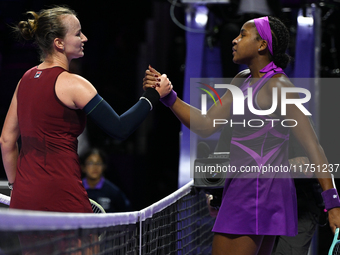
(260, 75), (340, 233)
(289, 156), (314, 178)
(143, 66), (249, 138)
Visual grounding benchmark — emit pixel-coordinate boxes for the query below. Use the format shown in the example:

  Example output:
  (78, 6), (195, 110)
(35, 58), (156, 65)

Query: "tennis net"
(0, 181), (215, 254)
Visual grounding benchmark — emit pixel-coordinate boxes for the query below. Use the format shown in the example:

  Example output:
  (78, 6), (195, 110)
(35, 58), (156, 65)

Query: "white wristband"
(139, 96), (153, 111)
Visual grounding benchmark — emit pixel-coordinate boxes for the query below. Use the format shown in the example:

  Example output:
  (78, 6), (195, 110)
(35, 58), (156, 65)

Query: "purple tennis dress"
(212, 62), (298, 236)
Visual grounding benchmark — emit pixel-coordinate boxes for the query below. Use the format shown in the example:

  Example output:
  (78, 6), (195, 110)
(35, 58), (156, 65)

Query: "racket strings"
(333, 241), (340, 255)
(91, 203), (103, 214)
(89, 199), (106, 214)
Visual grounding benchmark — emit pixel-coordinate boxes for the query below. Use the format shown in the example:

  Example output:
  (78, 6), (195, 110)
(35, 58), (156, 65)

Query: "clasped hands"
(143, 65), (172, 98)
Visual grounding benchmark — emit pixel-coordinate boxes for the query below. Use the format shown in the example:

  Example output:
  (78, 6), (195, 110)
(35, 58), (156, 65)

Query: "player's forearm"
(0, 139), (18, 183)
(170, 98), (217, 138)
(308, 144), (334, 191)
(317, 175), (334, 191)
(170, 98), (191, 128)
(292, 127), (333, 190)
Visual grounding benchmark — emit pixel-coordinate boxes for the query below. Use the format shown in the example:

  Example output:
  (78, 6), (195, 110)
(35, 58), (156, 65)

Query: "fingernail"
(157, 78), (161, 82)
(156, 83), (160, 86)
(154, 74), (158, 77)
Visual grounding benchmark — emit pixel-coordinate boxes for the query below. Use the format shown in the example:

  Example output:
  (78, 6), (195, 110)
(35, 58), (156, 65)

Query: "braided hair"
(268, 16), (291, 69)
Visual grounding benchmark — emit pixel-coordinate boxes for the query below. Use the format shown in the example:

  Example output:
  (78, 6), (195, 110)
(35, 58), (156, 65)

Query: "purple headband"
(254, 16), (273, 55)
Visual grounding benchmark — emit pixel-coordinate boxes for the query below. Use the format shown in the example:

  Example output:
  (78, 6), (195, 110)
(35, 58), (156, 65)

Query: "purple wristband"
(322, 188), (340, 211)
(160, 90), (177, 107)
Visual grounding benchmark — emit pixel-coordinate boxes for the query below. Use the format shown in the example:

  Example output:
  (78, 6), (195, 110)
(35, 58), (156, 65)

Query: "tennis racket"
(329, 228), (340, 255)
(328, 174), (340, 254)
(0, 193), (105, 214)
(89, 198), (106, 213)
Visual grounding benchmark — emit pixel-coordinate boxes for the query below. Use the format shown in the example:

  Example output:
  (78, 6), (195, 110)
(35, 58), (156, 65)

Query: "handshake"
(143, 65), (177, 107)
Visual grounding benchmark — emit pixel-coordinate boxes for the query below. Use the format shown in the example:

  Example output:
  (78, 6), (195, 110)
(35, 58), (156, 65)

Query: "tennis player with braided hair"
(144, 16), (340, 254)
(0, 6), (172, 213)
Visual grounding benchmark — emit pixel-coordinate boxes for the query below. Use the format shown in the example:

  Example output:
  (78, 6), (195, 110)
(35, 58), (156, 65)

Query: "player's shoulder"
(235, 69), (250, 79)
(267, 73), (294, 90)
(58, 71), (89, 84)
(57, 71), (95, 94)
(230, 69), (250, 87)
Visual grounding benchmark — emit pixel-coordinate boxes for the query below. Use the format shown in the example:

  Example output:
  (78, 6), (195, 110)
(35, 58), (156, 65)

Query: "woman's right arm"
(56, 72), (171, 140)
(0, 82), (21, 184)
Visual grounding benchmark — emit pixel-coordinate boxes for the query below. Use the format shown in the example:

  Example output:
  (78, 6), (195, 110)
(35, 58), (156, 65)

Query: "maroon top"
(11, 66), (92, 212)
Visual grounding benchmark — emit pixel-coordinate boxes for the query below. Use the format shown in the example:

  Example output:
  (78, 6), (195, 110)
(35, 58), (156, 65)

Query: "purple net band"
(160, 90), (177, 107)
(322, 188), (340, 211)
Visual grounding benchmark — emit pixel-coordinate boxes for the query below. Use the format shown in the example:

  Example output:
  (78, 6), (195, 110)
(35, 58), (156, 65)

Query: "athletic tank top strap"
(252, 70), (286, 96)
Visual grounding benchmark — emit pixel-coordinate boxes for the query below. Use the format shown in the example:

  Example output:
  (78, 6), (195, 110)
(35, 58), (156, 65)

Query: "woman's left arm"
(0, 82), (21, 185)
(271, 76), (340, 233)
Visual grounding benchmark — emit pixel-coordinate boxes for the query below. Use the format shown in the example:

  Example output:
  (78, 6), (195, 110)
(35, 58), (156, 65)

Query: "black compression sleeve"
(83, 89), (159, 140)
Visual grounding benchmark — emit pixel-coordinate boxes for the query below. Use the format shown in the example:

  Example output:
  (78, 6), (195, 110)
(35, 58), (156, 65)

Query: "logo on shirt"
(34, 71), (42, 78)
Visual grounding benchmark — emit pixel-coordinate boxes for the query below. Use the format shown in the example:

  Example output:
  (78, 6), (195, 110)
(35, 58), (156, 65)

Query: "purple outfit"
(212, 62), (298, 236)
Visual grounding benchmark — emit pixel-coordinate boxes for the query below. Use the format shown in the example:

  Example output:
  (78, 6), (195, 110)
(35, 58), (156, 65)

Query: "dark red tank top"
(11, 66), (92, 212)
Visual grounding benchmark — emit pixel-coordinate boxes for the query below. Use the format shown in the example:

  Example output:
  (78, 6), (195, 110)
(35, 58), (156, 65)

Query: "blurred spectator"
(81, 148), (132, 213)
